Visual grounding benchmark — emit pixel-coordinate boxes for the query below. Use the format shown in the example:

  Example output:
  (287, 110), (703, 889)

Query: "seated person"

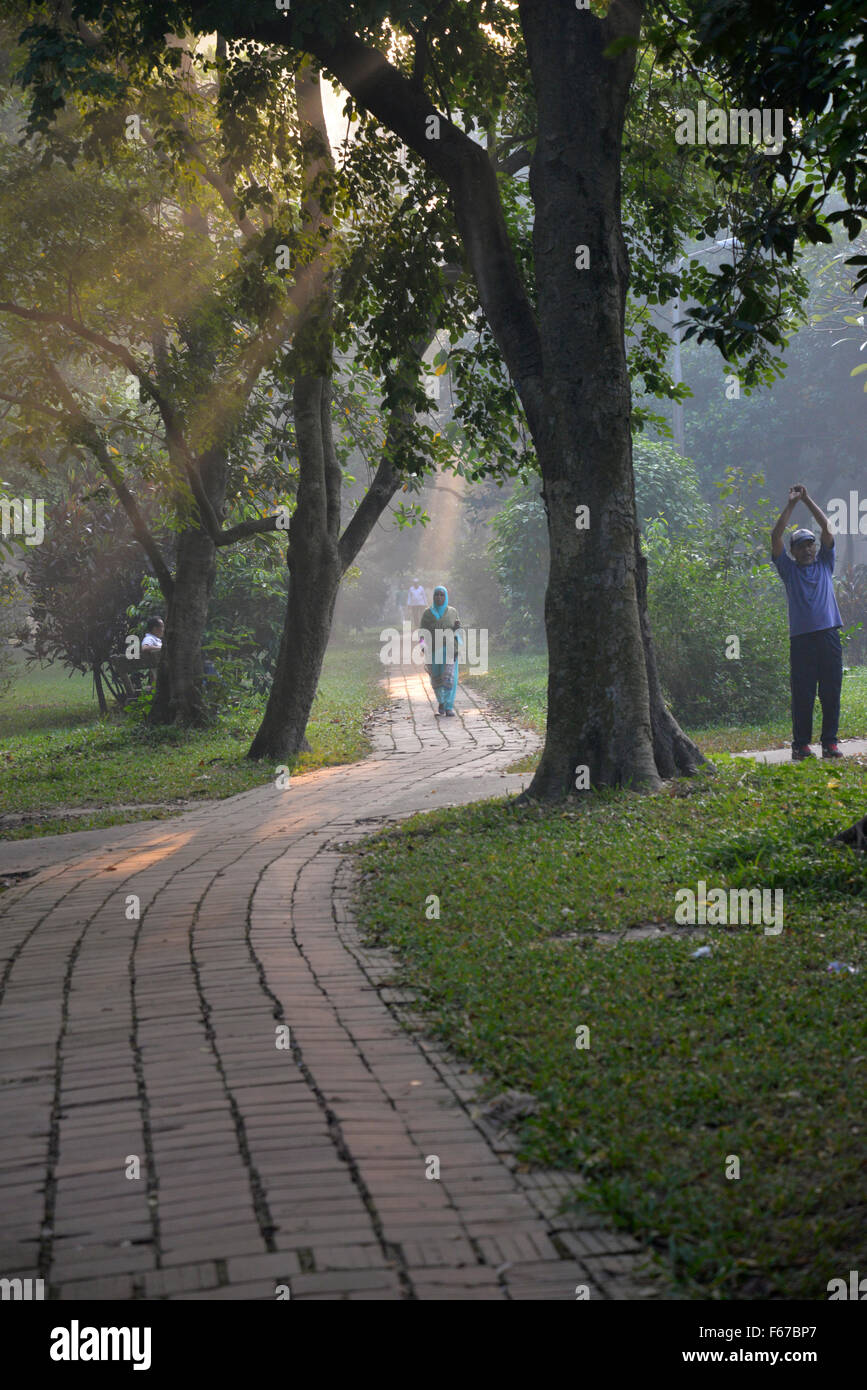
(141, 617), (164, 650)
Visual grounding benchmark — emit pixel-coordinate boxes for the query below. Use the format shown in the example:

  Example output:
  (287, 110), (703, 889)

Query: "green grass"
(354, 756), (867, 1299)
(467, 651), (867, 760)
(0, 640), (387, 839)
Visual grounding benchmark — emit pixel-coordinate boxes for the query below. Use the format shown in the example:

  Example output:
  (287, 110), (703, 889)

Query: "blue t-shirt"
(772, 542), (842, 637)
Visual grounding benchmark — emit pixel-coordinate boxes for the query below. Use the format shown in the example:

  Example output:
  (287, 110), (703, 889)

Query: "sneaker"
(444, 708), (456, 717)
(792, 745), (815, 761)
(437, 703), (445, 716)
(822, 741), (844, 759)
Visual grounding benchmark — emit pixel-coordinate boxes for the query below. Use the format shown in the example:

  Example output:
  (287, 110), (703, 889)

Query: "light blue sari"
(426, 585), (462, 711)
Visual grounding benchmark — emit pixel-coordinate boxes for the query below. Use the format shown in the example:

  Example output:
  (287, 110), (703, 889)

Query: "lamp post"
(671, 237), (740, 455)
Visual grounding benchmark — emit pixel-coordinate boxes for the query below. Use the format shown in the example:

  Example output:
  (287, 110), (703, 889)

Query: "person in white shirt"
(407, 580), (426, 637)
(141, 618), (164, 650)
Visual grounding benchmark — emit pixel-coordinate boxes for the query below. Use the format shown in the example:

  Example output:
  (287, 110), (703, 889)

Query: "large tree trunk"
(150, 523), (216, 726)
(203, 2), (703, 795)
(518, 0), (703, 798)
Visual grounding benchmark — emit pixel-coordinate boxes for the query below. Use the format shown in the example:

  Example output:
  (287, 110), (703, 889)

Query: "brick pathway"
(0, 672), (660, 1301)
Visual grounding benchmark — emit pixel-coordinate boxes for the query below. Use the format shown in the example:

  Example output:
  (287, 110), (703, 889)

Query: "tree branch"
(184, 3), (546, 436)
(0, 302), (160, 398)
(43, 361), (175, 601)
(493, 145), (534, 176)
(214, 512), (282, 546)
(338, 318), (438, 572)
(0, 390), (68, 421)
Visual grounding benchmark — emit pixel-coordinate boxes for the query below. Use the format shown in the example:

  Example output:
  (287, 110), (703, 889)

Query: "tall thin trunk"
(92, 664), (107, 716)
(248, 375), (341, 761)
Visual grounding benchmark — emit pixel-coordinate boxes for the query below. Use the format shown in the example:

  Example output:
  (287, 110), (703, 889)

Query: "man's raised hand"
(789, 484), (806, 503)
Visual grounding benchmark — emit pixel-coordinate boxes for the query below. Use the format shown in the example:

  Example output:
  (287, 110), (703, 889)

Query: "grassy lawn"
(354, 756), (867, 1299)
(0, 639), (387, 839)
(467, 650), (867, 760)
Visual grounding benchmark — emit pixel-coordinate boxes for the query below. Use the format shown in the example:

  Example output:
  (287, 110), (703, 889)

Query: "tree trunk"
(518, 0), (702, 798)
(245, 545), (341, 762)
(92, 664), (108, 716)
(833, 815), (867, 851)
(150, 523), (215, 726)
(635, 533), (705, 778)
(248, 375), (341, 761)
(191, 0), (706, 802)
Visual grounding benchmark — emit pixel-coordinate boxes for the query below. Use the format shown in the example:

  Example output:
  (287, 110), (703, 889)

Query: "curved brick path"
(0, 672), (656, 1301)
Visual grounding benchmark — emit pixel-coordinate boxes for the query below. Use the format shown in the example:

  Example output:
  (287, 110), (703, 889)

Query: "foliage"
(16, 488), (149, 685)
(655, 230), (867, 503)
(487, 482), (548, 649)
(485, 466), (838, 729)
(634, 440), (708, 529)
(643, 471), (789, 724)
(835, 563), (867, 666)
(0, 563), (23, 697)
(691, 0), (867, 294)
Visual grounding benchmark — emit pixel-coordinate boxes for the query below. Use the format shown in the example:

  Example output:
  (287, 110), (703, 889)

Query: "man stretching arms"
(771, 484), (844, 760)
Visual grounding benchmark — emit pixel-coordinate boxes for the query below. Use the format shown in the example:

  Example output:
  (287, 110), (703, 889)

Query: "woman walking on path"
(420, 584), (462, 716)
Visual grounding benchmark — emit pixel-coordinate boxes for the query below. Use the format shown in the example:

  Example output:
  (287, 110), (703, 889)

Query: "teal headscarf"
(431, 585), (449, 619)
(430, 584), (463, 648)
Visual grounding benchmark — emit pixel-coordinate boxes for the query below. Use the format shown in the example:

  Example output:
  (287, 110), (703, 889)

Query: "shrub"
(644, 471), (790, 726)
(16, 491), (149, 713)
(0, 566), (22, 698)
(836, 563), (867, 665)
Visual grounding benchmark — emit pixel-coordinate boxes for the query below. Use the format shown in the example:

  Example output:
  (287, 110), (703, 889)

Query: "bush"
(836, 562), (867, 665)
(16, 491), (149, 712)
(644, 471), (789, 725)
(487, 484), (548, 648)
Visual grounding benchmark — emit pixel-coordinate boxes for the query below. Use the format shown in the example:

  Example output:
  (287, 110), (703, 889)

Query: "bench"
(107, 649), (161, 706)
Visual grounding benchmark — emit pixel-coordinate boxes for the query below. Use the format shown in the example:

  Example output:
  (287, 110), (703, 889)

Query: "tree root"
(832, 814), (867, 851)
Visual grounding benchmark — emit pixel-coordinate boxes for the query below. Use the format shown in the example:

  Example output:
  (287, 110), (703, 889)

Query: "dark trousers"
(789, 627), (842, 747)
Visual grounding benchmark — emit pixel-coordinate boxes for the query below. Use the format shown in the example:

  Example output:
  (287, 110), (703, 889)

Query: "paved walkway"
(733, 736), (867, 764)
(0, 673), (655, 1301)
